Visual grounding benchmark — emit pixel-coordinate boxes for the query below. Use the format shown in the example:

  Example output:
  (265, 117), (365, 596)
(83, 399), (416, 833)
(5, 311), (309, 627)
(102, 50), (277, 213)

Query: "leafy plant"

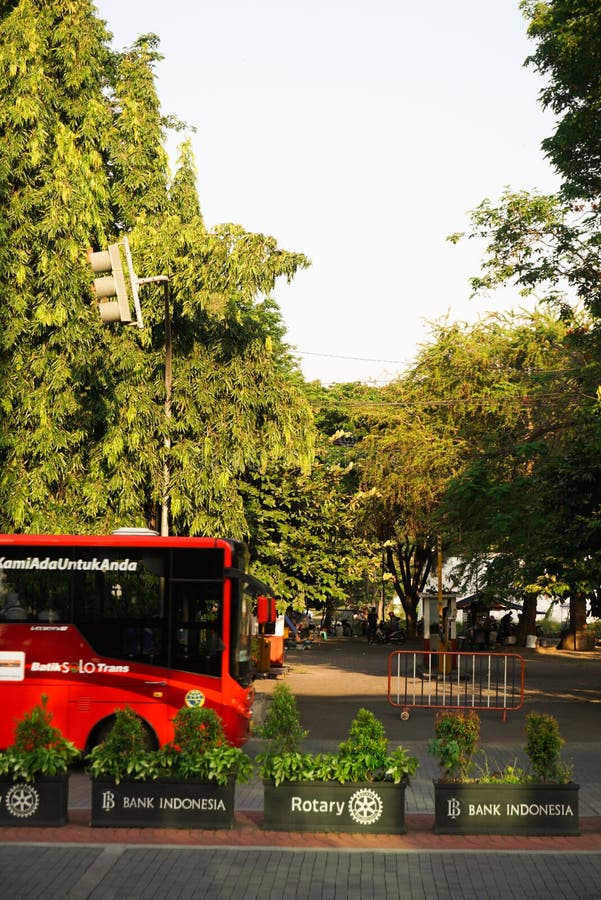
(257, 698), (418, 786)
(158, 707), (252, 785)
(0, 695), (80, 782)
(255, 683), (308, 781)
(331, 708), (418, 784)
(87, 705), (252, 786)
(525, 712), (572, 784)
(255, 683), (308, 754)
(87, 707), (154, 784)
(473, 752), (526, 784)
(429, 709), (573, 785)
(428, 710), (481, 783)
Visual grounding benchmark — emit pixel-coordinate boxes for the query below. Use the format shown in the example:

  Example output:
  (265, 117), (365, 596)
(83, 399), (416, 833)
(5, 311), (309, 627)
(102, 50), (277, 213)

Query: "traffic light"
(87, 243), (132, 324)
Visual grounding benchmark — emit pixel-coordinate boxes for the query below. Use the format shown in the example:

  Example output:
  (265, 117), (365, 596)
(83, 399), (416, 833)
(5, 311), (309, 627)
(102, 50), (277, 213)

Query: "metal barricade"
(387, 650), (525, 721)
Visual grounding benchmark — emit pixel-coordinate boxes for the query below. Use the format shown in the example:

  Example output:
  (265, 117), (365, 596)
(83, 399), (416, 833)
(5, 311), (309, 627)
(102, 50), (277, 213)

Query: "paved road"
(3, 639), (601, 899)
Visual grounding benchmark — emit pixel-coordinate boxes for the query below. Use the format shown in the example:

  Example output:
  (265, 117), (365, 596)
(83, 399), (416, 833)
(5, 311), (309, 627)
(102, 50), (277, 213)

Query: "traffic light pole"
(87, 239), (171, 534)
(136, 275), (171, 536)
(161, 279), (171, 537)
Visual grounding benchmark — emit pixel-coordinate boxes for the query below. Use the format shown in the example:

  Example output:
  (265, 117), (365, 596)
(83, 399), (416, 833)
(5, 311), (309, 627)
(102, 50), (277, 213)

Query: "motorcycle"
(373, 621), (407, 644)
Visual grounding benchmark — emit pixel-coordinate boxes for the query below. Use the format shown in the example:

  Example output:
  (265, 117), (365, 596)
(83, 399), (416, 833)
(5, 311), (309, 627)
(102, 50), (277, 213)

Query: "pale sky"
(94, 0), (561, 385)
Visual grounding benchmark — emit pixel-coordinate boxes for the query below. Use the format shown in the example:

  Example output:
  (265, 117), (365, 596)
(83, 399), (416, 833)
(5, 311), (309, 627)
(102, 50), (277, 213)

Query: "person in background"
(387, 610), (400, 635)
(367, 606), (378, 643)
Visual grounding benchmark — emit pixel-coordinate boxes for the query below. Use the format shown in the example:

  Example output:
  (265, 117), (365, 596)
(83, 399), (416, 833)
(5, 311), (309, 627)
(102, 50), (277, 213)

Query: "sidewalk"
(4, 643), (601, 898)
(1, 739), (600, 849)
(2, 767), (601, 900)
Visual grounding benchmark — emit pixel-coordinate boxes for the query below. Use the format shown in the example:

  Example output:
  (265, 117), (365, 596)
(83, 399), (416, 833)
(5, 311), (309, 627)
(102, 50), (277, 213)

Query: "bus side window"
(126, 625), (161, 661)
(172, 582), (223, 677)
(1, 593), (28, 621)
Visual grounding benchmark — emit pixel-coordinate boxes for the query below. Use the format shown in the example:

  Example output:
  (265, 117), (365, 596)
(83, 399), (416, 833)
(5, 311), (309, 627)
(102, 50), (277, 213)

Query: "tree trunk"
(557, 593), (594, 651)
(516, 595), (537, 645)
(385, 540), (433, 639)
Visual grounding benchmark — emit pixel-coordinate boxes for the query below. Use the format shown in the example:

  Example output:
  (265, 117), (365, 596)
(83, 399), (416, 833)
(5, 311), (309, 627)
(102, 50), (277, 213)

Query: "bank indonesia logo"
(5, 783), (40, 818)
(447, 798), (462, 819)
(348, 788), (383, 826)
(185, 689), (205, 708)
(101, 790), (116, 811)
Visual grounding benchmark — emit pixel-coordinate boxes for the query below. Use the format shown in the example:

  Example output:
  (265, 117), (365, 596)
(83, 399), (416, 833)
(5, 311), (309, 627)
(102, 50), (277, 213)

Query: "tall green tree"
(521, 0), (601, 199)
(434, 311), (593, 644)
(169, 138), (203, 225)
(0, 1), (314, 538)
(0, 0), (115, 530)
(241, 451), (359, 612)
(351, 375), (468, 636)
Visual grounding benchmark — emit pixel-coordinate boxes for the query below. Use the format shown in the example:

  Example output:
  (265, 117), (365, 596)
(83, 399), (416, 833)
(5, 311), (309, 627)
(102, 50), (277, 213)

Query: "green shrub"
(525, 712), (572, 784)
(0, 695), (79, 782)
(87, 707), (153, 783)
(428, 710), (481, 783)
(257, 697), (418, 786)
(159, 707), (252, 785)
(87, 705), (252, 785)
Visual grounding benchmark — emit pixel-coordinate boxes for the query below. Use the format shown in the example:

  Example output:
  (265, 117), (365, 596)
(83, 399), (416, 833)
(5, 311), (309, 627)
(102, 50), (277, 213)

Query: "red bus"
(0, 531), (272, 749)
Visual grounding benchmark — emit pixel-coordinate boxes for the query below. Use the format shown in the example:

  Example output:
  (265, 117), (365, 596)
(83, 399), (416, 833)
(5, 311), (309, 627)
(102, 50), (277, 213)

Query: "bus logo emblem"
(185, 690), (205, 708)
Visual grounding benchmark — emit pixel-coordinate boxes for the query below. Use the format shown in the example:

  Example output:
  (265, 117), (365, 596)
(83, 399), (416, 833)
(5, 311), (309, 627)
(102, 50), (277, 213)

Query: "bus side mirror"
(257, 595), (277, 625)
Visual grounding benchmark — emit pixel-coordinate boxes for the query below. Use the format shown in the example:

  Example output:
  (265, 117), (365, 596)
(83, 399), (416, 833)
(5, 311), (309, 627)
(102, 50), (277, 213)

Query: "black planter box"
(434, 781), (580, 835)
(263, 780), (407, 833)
(0, 776), (69, 827)
(91, 777), (235, 829)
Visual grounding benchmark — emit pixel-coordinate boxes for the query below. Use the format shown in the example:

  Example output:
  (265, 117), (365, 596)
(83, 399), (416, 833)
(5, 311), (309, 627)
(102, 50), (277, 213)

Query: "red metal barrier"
(387, 650), (525, 721)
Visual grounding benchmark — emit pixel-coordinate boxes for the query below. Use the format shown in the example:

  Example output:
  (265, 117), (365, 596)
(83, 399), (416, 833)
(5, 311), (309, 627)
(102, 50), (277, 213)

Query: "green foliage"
(255, 683), (308, 776)
(86, 707), (154, 784)
(525, 711), (572, 783)
(473, 752), (527, 784)
(241, 449), (361, 608)
(0, 696), (80, 782)
(521, 0), (601, 199)
(158, 706), (252, 785)
(257, 699), (417, 787)
(0, 1), (314, 538)
(87, 705), (252, 785)
(429, 710), (573, 784)
(428, 710), (481, 783)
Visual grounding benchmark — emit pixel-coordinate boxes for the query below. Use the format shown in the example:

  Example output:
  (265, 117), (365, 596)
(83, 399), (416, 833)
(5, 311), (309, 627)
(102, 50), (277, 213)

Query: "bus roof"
(0, 533), (238, 550)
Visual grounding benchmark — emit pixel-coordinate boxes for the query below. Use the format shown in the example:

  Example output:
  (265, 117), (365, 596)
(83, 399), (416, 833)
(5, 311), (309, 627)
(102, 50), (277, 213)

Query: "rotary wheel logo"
(185, 689), (205, 708)
(5, 783), (40, 818)
(348, 788), (383, 826)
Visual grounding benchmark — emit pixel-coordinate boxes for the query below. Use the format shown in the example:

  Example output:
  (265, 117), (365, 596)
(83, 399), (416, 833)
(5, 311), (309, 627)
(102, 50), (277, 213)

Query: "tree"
(448, 198), (601, 646)
(0, 0), (116, 530)
(429, 309), (599, 646)
(521, 0), (601, 199)
(353, 309), (588, 644)
(352, 376), (469, 636)
(0, 1), (315, 538)
(241, 449), (360, 613)
(169, 138), (203, 225)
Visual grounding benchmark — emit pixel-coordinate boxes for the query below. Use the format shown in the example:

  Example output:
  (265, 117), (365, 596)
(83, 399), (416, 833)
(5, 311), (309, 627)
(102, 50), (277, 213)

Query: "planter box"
(91, 777), (235, 829)
(434, 781), (580, 835)
(263, 780), (407, 833)
(0, 776), (69, 827)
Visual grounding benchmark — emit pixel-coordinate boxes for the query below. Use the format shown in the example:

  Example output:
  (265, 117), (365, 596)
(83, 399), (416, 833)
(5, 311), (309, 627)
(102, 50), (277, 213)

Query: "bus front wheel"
(87, 715), (158, 752)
